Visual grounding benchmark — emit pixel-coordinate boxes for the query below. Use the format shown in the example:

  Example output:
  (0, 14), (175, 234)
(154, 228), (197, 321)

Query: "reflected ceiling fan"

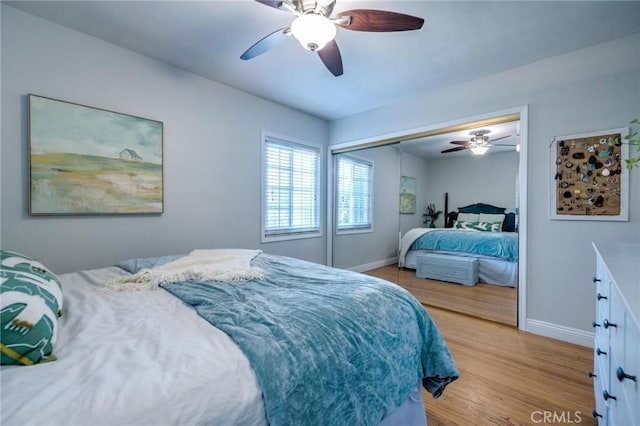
(240, 0), (424, 76)
(441, 130), (517, 155)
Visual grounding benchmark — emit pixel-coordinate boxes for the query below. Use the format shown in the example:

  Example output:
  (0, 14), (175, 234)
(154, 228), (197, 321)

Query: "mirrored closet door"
(331, 112), (524, 327)
(397, 116), (521, 326)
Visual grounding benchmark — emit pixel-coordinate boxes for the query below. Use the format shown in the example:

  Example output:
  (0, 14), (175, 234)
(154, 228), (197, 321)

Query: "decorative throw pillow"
(454, 221), (501, 232)
(456, 212), (480, 223)
(1, 251), (63, 365)
(478, 213), (506, 226)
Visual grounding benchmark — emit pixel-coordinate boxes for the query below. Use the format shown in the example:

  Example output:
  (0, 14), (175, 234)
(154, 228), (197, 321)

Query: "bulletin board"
(549, 127), (629, 221)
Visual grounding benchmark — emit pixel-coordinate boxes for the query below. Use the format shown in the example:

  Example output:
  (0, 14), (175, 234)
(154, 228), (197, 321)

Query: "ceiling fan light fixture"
(291, 13), (337, 51)
(470, 146), (489, 155)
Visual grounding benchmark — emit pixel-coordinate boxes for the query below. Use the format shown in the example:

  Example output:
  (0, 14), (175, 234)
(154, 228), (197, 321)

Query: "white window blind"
(336, 155), (373, 232)
(263, 135), (320, 239)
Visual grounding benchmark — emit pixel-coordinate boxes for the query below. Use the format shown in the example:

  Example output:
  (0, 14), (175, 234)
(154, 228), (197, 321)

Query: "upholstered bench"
(415, 253), (479, 286)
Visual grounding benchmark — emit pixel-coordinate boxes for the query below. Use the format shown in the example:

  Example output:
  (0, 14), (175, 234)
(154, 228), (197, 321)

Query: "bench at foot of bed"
(416, 253), (479, 286)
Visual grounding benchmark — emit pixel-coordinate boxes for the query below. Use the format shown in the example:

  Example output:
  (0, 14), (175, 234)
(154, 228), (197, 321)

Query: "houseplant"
(624, 118), (640, 169)
(423, 203), (442, 228)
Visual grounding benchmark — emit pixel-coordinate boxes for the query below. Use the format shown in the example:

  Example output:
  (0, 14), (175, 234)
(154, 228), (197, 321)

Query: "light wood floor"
(421, 307), (596, 425)
(364, 267), (595, 425)
(366, 265), (518, 326)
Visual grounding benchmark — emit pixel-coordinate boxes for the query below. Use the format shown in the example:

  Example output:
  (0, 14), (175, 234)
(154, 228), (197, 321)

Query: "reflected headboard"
(444, 202), (517, 232)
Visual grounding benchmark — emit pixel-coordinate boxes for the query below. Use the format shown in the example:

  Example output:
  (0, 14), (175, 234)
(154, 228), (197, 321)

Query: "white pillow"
(478, 213), (505, 225)
(457, 212), (480, 222)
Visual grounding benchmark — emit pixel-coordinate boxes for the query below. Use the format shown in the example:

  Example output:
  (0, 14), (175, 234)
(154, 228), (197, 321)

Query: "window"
(262, 134), (321, 242)
(336, 155), (373, 233)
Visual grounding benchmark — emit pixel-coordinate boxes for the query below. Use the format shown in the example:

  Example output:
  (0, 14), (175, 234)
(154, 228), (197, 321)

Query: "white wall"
(330, 34), (640, 337)
(1, 5), (329, 273)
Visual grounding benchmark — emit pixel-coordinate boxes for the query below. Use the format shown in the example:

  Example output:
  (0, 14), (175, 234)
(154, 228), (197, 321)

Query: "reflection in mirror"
(331, 144), (400, 285)
(397, 119), (520, 326)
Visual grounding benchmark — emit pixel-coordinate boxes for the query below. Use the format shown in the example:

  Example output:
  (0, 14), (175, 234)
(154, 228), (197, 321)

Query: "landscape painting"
(28, 94), (163, 215)
(399, 176), (416, 214)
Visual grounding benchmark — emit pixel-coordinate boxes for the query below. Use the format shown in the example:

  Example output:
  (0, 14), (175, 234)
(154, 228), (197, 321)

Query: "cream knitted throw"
(105, 249), (264, 292)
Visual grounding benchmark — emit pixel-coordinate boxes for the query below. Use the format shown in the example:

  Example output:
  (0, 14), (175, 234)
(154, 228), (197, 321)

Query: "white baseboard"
(525, 319), (594, 348)
(348, 257), (398, 273)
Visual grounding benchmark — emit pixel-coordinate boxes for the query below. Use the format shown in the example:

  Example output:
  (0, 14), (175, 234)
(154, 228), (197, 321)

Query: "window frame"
(334, 154), (374, 235)
(261, 131), (322, 243)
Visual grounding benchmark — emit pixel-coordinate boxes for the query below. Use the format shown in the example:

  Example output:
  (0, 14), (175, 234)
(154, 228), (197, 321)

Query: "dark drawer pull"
(588, 371), (597, 378)
(593, 277), (601, 283)
(596, 293), (607, 301)
(592, 410), (603, 419)
(603, 319), (617, 329)
(616, 367), (637, 382)
(592, 321), (601, 328)
(602, 390), (616, 401)
(596, 347), (607, 356)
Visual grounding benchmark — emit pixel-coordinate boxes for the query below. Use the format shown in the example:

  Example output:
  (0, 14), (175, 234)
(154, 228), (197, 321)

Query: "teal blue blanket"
(119, 254), (458, 426)
(410, 230), (518, 261)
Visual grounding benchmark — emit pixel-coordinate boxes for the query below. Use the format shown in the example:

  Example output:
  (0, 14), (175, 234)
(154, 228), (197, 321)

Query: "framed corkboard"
(549, 127), (629, 221)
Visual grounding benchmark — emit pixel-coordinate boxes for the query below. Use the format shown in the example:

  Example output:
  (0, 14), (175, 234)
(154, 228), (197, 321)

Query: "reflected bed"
(400, 203), (518, 287)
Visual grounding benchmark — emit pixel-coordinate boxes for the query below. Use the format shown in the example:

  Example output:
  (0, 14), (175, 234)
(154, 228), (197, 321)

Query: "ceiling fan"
(441, 130), (516, 155)
(240, 0), (424, 76)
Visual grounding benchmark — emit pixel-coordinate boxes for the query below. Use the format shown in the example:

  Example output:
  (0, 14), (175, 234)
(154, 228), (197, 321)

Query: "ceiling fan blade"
(240, 27), (290, 60)
(449, 141), (470, 146)
(255, 0), (289, 12)
(317, 39), (343, 76)
(489, 135), (512, 143)
(335, 9), (424, 32)
(441, 146), (467, 154)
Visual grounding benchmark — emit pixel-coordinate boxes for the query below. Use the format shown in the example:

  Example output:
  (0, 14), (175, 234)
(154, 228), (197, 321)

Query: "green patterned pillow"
(454, 221), (501, 232)
(1, 251), (63, 365)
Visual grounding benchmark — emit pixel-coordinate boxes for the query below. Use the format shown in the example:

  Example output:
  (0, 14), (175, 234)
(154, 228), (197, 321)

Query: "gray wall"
(424, 150), (519, 226)
(1, 5), (329, 273)
(330, 34), (640, 334)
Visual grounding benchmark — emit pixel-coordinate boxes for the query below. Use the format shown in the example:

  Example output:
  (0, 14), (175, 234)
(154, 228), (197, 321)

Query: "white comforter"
(1, 267), (267, 426)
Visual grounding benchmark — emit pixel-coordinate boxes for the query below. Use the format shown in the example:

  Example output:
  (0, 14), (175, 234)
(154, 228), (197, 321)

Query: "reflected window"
(336, 155), (373, 233)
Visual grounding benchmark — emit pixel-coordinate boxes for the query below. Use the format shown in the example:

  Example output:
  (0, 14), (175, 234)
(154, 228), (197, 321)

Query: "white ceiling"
(6, 1), (640, 121)
(401, 120), (520, 159)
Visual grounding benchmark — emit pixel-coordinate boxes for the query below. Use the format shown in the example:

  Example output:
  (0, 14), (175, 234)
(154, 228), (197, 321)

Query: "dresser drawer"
(608, 287), (639, 426)
(609, 352), (639, 426)
(609, 286), (640, 378)
(593, 368), (608, 426)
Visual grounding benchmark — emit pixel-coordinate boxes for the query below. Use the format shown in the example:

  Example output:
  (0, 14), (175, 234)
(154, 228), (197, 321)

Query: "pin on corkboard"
(549, 127), (629, 221)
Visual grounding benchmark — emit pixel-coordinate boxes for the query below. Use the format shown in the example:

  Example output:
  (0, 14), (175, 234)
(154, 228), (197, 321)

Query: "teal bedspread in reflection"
(121, 254), (458, 426)
(410, 230), (518, 261)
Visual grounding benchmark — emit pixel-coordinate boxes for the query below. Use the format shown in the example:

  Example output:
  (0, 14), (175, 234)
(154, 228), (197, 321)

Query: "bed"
(399, 203), (519, 287)
(1, 249), (458, 426)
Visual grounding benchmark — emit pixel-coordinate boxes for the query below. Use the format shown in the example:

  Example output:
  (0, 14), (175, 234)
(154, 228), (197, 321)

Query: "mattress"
(1, 255), (454, 425)
(1, 266), (267, 426)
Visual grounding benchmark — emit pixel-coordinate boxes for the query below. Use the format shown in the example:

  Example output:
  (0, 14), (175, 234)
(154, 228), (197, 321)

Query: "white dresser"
(591, 242), (640, 425)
